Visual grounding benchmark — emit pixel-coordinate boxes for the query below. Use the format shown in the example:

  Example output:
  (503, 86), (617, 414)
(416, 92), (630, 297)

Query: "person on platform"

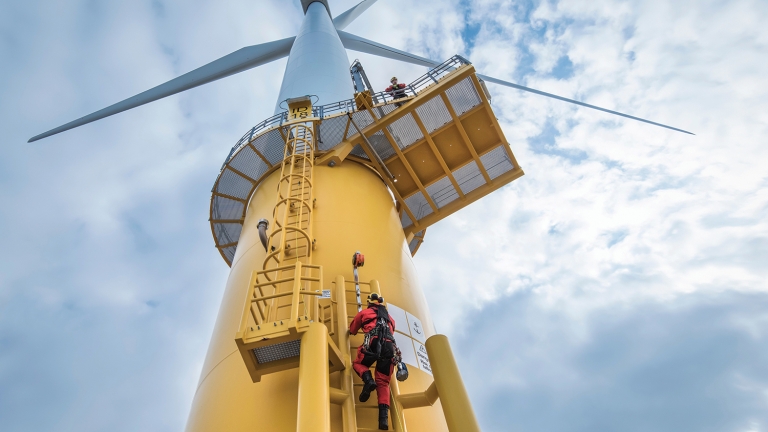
(385, 76), (408, 107)
(350, 293), (398, 430)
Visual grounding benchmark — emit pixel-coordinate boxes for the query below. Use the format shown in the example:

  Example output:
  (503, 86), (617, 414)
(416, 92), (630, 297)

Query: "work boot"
(378, 404), (389, 430)
(359, 371), (376, 403)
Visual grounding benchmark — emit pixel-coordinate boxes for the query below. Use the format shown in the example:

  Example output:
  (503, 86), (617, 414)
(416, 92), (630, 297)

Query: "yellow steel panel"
(431, 125), (471, 170)
(403, 142), (444, 188)
(461, 108), (499, 155)
(386, 157), (419, 197)
(354, 91), (373, 111)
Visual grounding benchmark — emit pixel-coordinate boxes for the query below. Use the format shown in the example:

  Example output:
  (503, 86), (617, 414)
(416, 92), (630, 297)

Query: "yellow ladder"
(327, 277), (479, 432)
(261, 120), (316, 322)
(330, 276), (384, 432)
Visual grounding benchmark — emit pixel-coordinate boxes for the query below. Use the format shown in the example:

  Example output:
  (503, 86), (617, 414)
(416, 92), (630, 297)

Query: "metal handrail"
(241, 262), (324, 328)
(221, 55), (471, 169)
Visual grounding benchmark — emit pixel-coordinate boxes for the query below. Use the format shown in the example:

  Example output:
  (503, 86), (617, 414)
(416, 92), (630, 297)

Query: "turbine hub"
(301, 0), (331, 16)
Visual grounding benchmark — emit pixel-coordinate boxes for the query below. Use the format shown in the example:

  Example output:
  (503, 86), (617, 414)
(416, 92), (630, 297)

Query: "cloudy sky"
(1, 0), (767, 431)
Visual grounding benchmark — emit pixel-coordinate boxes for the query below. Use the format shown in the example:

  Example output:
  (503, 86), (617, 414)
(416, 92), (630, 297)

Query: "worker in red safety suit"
(350, 292), (397, 430)
(385, 76), (408, 107)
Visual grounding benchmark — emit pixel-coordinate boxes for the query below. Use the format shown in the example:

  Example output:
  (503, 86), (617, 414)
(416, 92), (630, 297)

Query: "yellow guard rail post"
(426, 335), (481, 432)
(297, 322), (331, 432)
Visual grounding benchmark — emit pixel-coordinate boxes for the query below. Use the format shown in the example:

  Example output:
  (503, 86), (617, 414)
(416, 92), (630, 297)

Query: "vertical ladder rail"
(388, 379), (407, 432)
(335, 275), (358, 432)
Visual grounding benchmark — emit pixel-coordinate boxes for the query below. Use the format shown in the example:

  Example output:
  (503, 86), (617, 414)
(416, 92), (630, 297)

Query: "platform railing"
(235, 261), (344, 384)
(221, 55), (471, 168)
(238, 262), (324, 334)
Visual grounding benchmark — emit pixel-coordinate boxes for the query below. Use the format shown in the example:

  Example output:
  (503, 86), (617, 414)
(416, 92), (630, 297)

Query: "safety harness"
(362, 304), (402, 363)
(388, 83), (406, 99)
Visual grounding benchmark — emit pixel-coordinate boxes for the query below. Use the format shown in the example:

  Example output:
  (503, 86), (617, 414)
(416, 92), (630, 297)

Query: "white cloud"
(1, 0), (767, 431)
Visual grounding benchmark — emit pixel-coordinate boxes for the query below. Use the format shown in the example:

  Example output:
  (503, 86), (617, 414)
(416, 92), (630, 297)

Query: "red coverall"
(385, 83), (407, 100)
(349, 304), (396, 405)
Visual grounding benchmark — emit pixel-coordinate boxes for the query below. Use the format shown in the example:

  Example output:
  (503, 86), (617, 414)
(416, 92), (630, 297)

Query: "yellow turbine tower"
(196, 55), (522, 430)
(28, 1), (691, 431)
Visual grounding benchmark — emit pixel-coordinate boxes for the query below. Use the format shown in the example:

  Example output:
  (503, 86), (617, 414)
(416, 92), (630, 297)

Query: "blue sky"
(1, 0), (767, 431)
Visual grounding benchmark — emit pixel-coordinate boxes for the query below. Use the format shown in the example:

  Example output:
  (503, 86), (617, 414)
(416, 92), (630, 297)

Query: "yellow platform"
(209, 56), (523, 265)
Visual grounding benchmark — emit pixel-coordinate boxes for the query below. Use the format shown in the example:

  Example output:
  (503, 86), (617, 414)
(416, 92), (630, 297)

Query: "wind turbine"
(29, 1), (691, 431)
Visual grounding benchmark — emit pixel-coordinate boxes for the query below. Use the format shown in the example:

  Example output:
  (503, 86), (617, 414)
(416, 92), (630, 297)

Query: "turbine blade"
(29, 37), (295, 142)
(477, 74), (694, 135)
(337, 30), (439, 68)
(333, 0), (379, 30)
(338, 31), (693, 135)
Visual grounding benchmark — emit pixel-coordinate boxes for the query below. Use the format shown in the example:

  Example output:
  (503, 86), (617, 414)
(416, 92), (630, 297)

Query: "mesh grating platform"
(342, 65), (523, 235)
(480, 145), (515, 180)
(445, 76), (482, 115)
(253, 340), (302, 364)
(453, 160), (486, 195)
(415, 96), (453, 134)
(318, 115), (348, 151)
(425, 176), (457, 209)
(212, 196), (244, 221)
(387, 113), (424, 149)
(349, 144), (369, 160)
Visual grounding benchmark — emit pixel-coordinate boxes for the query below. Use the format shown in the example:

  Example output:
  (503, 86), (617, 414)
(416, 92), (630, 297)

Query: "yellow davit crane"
(28, 1), (691, 430)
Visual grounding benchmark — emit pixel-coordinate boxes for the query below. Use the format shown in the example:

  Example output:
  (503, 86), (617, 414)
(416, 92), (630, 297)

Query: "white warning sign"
(406, 312), (426, 344)
(414, 341), (432, 375)
(387, 303), (430, 374)
(387, 303), (409, 336)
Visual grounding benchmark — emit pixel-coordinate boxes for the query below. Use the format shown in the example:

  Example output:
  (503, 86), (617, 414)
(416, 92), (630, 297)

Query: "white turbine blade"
(477, 74), (694, 135)
(338, 31), (693, 135)
(29, 37), (295, 143)
(337, 30), (439, 67)
(333, 0), (379, 30)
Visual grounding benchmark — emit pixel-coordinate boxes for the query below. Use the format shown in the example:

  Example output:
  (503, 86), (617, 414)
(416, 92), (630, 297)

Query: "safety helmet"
(390, 76), (398, 83)
(367, 293), (384, 304)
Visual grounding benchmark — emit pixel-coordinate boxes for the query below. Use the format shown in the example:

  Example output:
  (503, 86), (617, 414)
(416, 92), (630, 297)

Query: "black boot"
(359, 371), (377, 403)
(378, 404), (389, 430)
